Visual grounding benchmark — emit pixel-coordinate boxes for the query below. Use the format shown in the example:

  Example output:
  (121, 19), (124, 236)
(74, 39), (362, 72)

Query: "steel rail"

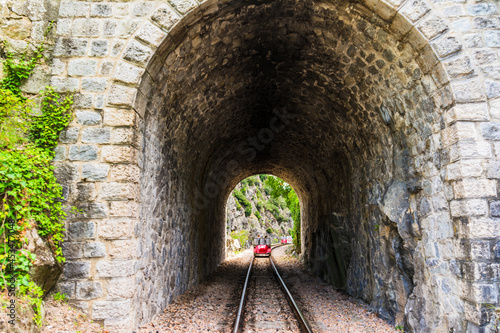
(233, 256), (254, 333)
(269, 255), (314, 333)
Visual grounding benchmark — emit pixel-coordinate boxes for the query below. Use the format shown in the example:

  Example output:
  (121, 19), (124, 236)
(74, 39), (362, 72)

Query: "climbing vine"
(0, 22), (73, 326)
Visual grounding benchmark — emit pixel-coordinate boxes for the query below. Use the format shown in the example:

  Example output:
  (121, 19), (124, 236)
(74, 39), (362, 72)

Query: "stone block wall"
(1, 0), (500, 331)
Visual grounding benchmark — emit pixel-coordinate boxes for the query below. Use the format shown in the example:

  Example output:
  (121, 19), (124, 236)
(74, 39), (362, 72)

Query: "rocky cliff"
(226, 175), (293, 253)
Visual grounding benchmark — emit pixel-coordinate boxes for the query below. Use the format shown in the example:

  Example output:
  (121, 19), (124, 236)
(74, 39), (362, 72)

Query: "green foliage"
(233, 189), (252, 217)
(53, 292), (67, 302)
(395, 326), (404, 331)
(265, 175), (301, 252)
(255, 189), (263, 199)
(256, 200), (264, 211)
(0, 23), (52, 96)
(29, 86), (74, 150)
(241, 175), (259, 187)
(259, 174), (267, 182)
(0, 23), (72, 327)
(254, 211), (262, 220)
(231, 230), (249, 248)
(0, 89), (32, 148)
(266, 227), (273, 234)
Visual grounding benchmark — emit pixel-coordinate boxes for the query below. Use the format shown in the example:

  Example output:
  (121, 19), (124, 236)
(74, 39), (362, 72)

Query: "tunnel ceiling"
(142, 0), (437, 204)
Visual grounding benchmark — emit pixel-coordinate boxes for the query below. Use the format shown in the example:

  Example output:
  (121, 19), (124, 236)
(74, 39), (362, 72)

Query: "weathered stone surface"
(68, 59), (98, 76)
(26, 229), (62, 295)
(76, 111), (102, 125)
(76, 281), (103, 300)
(90, 40), (110, 57)
(102, 146), (136, 163)
(98, 219), (134, 239)
(68, 222), (96, 240)
(123, 41), (153, 66)
(62, 262), (91, 280)
(83, 242), (106, 258)
(53, 38), (88, 57)
(114, 62), (144, 84)
(92, 300), (131, 320)
(151, 5), (180, 31)
(95, 260), (135, 278)
(107, 278), (135, 299)
(82, 128), (111, 144)
(103, 109), (136, 126)
(110, 164), (140, 183)
(68, 145), (98, 161)
(82, 78), (108, 92)
(82, 164), (110, 181)
(107, 84), (137, 106)
(109, 240), (137, 259)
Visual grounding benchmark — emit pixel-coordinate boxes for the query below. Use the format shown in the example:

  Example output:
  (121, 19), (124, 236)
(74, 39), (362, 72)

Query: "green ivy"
(0, 22), (52, 96)
(29, 86), (74, 150)
(0, 22), (73, 326)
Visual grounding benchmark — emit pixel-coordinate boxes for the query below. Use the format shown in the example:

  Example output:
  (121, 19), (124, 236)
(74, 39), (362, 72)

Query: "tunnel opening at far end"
(135, 0), (460, 331)
(225, 175), (301, 257)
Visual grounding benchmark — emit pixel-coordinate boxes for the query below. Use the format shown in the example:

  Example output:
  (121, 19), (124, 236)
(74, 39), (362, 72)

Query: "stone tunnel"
(6, 0), (500, 331)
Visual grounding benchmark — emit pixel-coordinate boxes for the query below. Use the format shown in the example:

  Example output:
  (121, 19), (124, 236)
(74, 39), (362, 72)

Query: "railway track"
(233, 248), (313, 333)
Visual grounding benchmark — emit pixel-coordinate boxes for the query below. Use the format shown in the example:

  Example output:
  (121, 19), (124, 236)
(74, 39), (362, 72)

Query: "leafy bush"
(233, 189), (252, 217)
(254, 211), (262, 220)
(265, 176), (301, 252)
(266, 228), (273, 234)
(231, 230), (249, 248)
(256, 200), (264, 211)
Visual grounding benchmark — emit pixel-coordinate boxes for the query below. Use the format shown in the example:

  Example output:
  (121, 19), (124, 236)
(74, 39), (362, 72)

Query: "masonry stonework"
(2, 0), (500, 331)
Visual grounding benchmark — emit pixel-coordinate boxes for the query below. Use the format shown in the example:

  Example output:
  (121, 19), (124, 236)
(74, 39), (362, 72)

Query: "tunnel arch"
(49, 0), (500, 331)
(128, 0), (464, 331)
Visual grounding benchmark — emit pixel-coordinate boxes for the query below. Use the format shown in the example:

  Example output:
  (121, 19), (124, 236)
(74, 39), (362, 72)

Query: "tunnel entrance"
(135, 0), (461, 331)
(225, 175), (300, 256)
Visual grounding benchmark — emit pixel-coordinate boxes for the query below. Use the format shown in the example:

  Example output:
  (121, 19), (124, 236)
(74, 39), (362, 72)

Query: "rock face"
(26, 228), (63, 296)
(3, 0), (500, 332)
(225, 176), (294, 253)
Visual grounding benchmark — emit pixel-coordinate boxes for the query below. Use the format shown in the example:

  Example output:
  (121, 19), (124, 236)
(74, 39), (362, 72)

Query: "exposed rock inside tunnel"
(137, 0), (459, 331)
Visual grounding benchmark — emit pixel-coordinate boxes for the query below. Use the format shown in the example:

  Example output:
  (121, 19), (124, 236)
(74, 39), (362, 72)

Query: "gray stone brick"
(135, 21), (166, 46)
(82, 78), (108, 92)
(75, 202), (108, 219)
(111, 40), (125, 57)
(76, 183), (97, 201)
(103, 20), (117, 37)
(83, 242), (106, 258)
(91, 3), (112, 17)
(90, 40), (109, 57)
(57, 282), (75, 299)
(484, 31), (500, 47)
(50, 77), (79, 92)
(69, 145), (98, 161)
(73, 93), (94, 109)
(113, 62), (144, 84)
(432, 36), (462, 58)
(62, 242), (84, 259)
(151, 5), (180, 31)
(63, 262), (91, 280)
(59, 127), (79, 144)
(82, 128), (111, 144)
(167, 0), (197, 14)
(96, 260), (135, 278)
(464, 33), (484, 48)
(71, 18), (100, 37)
(123, 41), (153, 66)
(76, 111), (102, 125)
(53, 146), (66, 161)
(399, 0), (431, 23)
(82, 164), (110, 181)
(486, 80), (500, 99)
(444, 56), (474, 78)
(68, 59), (98, 76)
(418, 15), (448, 40)
(59, 1), (90, 18)
(108, 85), (137, 106)
(93, 300), (130, 320)
(132, 2), (155, 17)
(117, 20), (141, 39)
(54, 38), (88, 57)
(54, 163), (79, 183)
(467, 3), (498, 16)
(68, 222), (96, 240)
(474, 18), (500, 30)
(94, 95), (106, 110)
(76, 281), (103, 300)
(491, 201), (500, 217)
(115, 4), (129, 17)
